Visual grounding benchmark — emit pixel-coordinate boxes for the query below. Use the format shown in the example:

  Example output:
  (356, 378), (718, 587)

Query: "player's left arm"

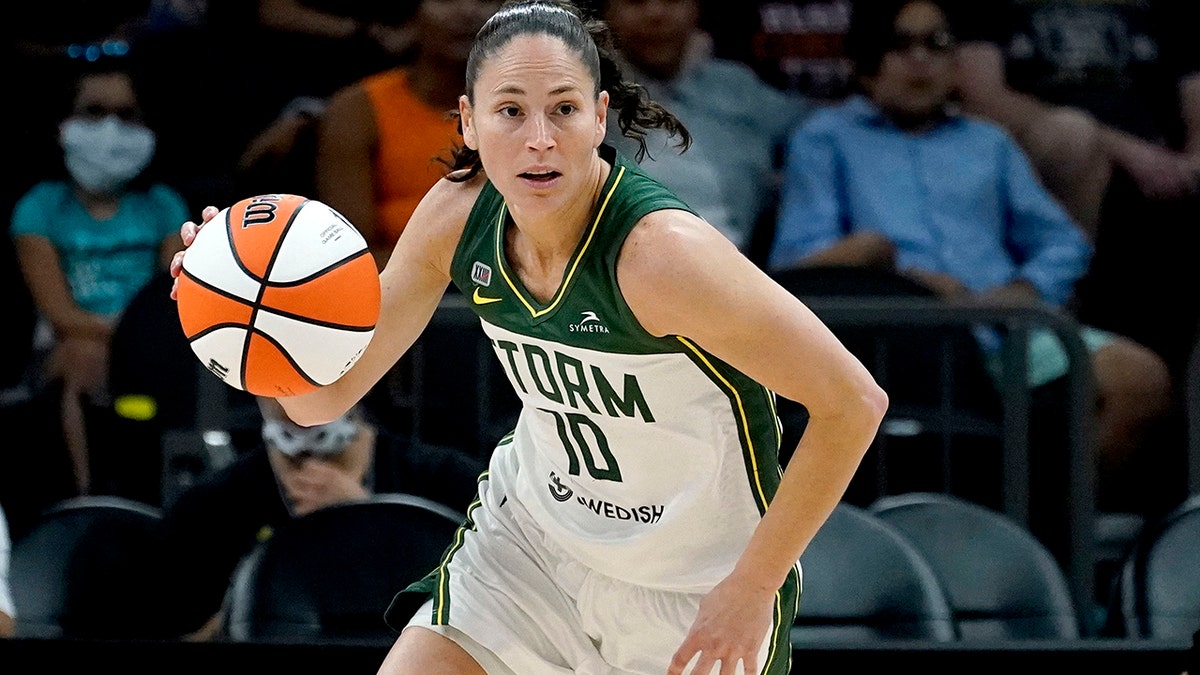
(619, 210), (888, 674)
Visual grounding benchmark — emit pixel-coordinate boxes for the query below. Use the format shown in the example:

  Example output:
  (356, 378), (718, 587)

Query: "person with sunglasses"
(768, 0), (1174, 519)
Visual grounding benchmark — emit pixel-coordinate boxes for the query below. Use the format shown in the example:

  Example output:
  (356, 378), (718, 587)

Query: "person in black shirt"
(153, 397), (485, 639)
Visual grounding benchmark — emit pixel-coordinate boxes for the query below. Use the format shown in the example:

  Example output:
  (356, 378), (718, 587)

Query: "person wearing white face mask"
(10, 57), (189, 500)
(59, 112), (158, 195)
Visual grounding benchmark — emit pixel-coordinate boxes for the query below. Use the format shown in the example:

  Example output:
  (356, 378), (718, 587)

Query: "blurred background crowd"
(1, 0), (1198, 653)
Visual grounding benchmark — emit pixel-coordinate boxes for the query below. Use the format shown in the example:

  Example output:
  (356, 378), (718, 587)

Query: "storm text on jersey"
(491, 339), (656, 423)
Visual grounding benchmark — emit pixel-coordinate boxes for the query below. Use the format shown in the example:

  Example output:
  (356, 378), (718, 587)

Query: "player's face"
(459, 33), (609, 214)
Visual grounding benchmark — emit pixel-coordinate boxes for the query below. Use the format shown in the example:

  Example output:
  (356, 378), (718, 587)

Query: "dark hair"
(55, 55), (142, 120)
(445, 0), (690, 181)
(845, 0), (953, 78)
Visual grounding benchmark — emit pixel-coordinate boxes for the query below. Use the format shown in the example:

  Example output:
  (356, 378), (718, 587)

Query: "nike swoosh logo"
(473, 287), (502, 305)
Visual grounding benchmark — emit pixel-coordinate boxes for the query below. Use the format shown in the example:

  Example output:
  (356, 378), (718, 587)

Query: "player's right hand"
(170, 205), (221, 300)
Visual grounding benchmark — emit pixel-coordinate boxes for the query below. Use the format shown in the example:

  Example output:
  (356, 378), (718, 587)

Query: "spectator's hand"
(794, 231), (896, 270)
(170, 206), (220, 300)
(669, 573), (774, 675)
(901, 268), (969, 300)
(278, 458), (370, 516)
(47, 334), (110, 398)
(365, 22), (417, 57)
(237, 113), (317, 176)
(975, 279), (1042, 308)
(1116, 138), (1200, 201)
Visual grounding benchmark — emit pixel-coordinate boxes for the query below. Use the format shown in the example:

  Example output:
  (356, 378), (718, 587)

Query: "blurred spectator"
(768, 0), (1174, 515)
(705, 0), (857, 105)
(128, 0), (438, 215)
(599, 0), (810, 262)
(314, 0), (501, 267)
(949, 0), (1200, 382)
(950, 0), (1199, 231)
(153, 397), (485, 639)
(220, 0), (430, 162)
(9, 58), (189, 497)
(251, 0), (422, 98)
(0, 503), (14, 638)
(4, 1), (152, 215)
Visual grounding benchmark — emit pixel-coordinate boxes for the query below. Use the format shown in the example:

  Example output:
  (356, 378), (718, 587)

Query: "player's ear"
(594, 90), (609, 149)
(460, 94), (478, 151)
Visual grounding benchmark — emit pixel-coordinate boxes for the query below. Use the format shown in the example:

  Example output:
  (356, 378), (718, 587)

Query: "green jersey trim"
(427, 432), (514, 626)
(766, 565), (802, 674)
(431, 490), (480, 625)
(677, 335), (778, 514)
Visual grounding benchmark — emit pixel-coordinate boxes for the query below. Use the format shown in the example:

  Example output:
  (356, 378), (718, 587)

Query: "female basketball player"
(171, 1), (887, 672)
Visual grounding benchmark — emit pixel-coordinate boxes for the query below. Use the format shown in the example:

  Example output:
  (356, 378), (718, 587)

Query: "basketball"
(175, 194), (381, 397)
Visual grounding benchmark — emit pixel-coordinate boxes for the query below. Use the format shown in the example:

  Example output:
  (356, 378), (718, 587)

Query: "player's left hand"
(669, 573), (776, 675)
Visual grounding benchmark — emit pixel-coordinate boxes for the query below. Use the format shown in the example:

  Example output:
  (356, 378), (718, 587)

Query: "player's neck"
(504, 157), (611, 300)
(507, 156), (610, 256)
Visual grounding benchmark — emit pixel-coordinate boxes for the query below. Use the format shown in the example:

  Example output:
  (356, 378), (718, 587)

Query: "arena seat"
(9, 495), (166, 639)
(792, 502), (956, 644)
(870, 492), (1081, 640)
(224, 493), (464, 644)
(1112, 493), (1200, 640)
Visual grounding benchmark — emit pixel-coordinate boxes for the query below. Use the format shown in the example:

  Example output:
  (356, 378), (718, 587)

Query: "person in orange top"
(315, 0), (502, 268)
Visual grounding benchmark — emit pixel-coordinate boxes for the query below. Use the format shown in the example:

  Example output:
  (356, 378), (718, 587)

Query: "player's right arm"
(281, 173), (484, 426)
(170, 174), (484, 427)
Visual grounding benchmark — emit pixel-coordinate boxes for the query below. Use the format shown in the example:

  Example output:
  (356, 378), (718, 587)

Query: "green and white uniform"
(392, 147), (800, 675)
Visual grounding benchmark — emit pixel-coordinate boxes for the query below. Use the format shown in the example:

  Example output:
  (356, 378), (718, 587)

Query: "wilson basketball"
(176, 194), (381, 397)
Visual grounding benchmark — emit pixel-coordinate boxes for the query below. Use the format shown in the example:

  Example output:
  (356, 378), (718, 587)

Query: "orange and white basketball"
(176, 194), (381, 397)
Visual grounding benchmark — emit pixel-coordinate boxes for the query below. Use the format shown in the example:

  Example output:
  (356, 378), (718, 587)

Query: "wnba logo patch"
(471, 261), (492, 287)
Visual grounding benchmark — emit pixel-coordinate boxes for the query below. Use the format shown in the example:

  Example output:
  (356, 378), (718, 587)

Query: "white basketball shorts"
(391, 442), (798, 674)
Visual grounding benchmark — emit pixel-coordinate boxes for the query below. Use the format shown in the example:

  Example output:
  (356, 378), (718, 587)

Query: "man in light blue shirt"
(768, 94), (1089, 307)
(768, 0), (1173, 515)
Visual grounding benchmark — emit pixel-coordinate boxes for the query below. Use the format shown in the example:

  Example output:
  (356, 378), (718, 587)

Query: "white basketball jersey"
(451, 147), (785, 591)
